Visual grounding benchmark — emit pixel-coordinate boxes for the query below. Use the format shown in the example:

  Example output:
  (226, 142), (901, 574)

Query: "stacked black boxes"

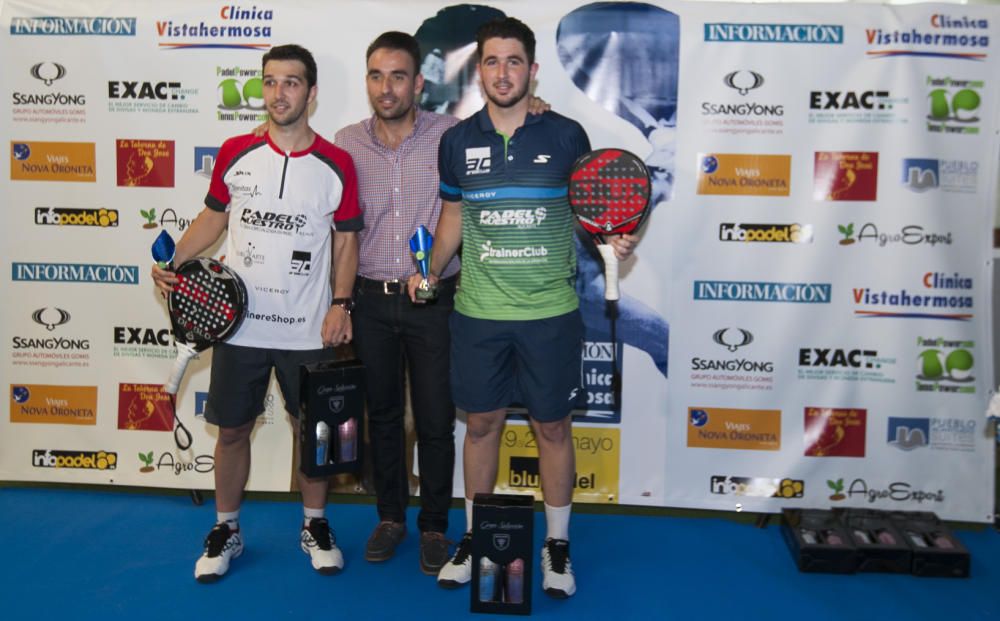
(471, 493), (534, 615)
(781, 508), (970, 577)
(298, 359), (365, 477)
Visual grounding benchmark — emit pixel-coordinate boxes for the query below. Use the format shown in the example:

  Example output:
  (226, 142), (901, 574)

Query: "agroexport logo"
(697, 153), (790, 196)
(865, 14), (990, 60)
(814, 151), (878, 201)
(10, 141), (95, 182)
(32, 449), (117, 470)
(804, 407), (867, 457)
(10, 16), (136, 36)
(12, 262), (138, 284)
(116, 139), (175, 187)
(902, 158), (978, 194)
(694, 280), (831, 303)
(827, 478), (944, 504)
(837, 222), (952, 248)
(704, 23), (843, 44)
(853, 272), (973, 320)
(10, 384), (97, 425)
(138, 450), (215, 475)
(687, 407), (781, 451)
(156, 6), (274, 50)
(916, 336), (975, 394)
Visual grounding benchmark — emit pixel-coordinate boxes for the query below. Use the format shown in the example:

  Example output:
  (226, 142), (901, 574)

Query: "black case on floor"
(781, 508), (859, 574)
(833, 508), (912, 573)
(471, 493), (534, 615)
(298, 359), (365, 477)
(886, 510), (970, 578)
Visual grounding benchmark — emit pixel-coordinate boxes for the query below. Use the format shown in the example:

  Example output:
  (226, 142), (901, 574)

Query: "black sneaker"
(194, 523), (243, 583)
(437, 532), (472, 588)
(419, 531), (451, 575)
(541, 538), (576, 598)
(300, 518), (343, 575)
(365, 520), (406, 562)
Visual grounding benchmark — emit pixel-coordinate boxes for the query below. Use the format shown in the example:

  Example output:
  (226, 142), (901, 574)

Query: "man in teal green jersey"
(408, 17), (636, 599)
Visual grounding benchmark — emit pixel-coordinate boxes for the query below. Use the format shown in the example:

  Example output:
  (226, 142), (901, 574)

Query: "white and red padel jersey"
(205, 132), (362, 349)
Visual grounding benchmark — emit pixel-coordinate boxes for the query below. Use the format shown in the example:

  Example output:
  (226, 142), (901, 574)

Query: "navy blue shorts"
(205, 343), (337, 428)
(449, 310), (583, 422)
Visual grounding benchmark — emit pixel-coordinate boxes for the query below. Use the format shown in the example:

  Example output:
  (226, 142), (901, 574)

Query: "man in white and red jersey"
(151, 44), (362, 583)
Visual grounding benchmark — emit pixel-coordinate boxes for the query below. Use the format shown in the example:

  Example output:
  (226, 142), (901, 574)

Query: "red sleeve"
(204, 134), (262, 212)
(313, 137), (363, 232)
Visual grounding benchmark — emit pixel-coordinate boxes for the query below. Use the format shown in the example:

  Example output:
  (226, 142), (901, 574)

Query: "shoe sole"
(195, 573), (222, 584)
(544, 587), (573, 599)
(315, 566), (342, 576)
(365, 550), (397, 562)
(420, 563), (444, 576)
(437, 578), (469, 589)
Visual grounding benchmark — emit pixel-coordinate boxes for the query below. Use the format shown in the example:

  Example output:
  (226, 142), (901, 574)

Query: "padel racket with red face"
(568, 148), (652, 300)
(164, 257), (248, 395)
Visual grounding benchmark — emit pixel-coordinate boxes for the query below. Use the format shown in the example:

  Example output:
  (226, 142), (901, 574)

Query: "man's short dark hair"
(262, 44), (317, 88)
(476, 17), (536, 65)
(366, 31), (422, 74)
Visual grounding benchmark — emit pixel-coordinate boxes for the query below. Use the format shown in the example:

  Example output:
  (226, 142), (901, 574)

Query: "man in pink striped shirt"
(334, 32), (460, 575)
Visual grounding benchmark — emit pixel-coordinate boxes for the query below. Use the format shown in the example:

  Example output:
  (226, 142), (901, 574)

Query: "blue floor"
(1, 487), (998, 619)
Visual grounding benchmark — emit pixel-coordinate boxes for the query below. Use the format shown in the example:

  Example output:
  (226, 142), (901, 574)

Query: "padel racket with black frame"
(568, 148), (652, 409)
(165, 257), (248, 395)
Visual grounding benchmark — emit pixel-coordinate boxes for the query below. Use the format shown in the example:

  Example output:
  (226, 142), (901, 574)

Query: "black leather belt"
(356, 275), (457, 295)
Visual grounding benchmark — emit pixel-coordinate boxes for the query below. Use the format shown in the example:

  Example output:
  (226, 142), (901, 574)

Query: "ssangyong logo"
(723, 70), (764, 95)
(13, 62), (87, 125)
(702, 70), (784, 136)
(712, 327), (753, 352)
(31, 307), (71, 331)
(704, 23), (843, 44)
(32, 449), (117, 470)
(12, 263), (138, 284)
(10, 17), (137, 36)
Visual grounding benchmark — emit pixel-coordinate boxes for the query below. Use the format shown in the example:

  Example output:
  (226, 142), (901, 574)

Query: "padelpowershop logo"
(32, 449), (117, 470)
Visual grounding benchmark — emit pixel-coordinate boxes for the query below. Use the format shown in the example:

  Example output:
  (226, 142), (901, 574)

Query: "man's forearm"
(332, 230), (358, 298)
(172, 208), (230, 264)
(429, 200), (463, 276)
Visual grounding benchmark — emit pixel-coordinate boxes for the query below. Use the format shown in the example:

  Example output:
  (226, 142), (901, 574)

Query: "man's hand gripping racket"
(568, 149), (652, 408)
(568, 148), (652, 301)
(152, 231), (248, 449)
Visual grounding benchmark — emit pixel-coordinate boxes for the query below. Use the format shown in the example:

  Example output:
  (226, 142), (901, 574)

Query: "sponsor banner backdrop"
(0, 1), (995, 521)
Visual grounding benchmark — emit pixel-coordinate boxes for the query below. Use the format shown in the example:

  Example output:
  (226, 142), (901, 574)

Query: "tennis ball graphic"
(945, 348), (973, 380)
(218, 79), (243, 109)
(243, 77), (264, 108)
(918, 349), (945, 379)
(952, 89), (980, 122)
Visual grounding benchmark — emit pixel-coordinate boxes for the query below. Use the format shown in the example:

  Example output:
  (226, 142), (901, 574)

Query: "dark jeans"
(352, 277), (456, 533)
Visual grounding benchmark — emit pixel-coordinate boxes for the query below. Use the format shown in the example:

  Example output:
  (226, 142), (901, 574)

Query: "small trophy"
(409, 225), (438, 300)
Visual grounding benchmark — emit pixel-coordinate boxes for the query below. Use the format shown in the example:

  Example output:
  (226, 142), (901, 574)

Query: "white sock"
(465, 498), (474, 533)
(544, 502), (571, 541)
(303, 506), (325, 527)
(217, 509), (240, 530)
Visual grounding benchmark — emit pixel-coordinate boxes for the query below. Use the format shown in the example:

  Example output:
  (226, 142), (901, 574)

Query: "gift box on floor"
(298, 358), (365, 477)
(471, 493), (534, 615)
(886, 510), (970, 578)
(833, 508), (911, 574)
(781, 508), (858, 574)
